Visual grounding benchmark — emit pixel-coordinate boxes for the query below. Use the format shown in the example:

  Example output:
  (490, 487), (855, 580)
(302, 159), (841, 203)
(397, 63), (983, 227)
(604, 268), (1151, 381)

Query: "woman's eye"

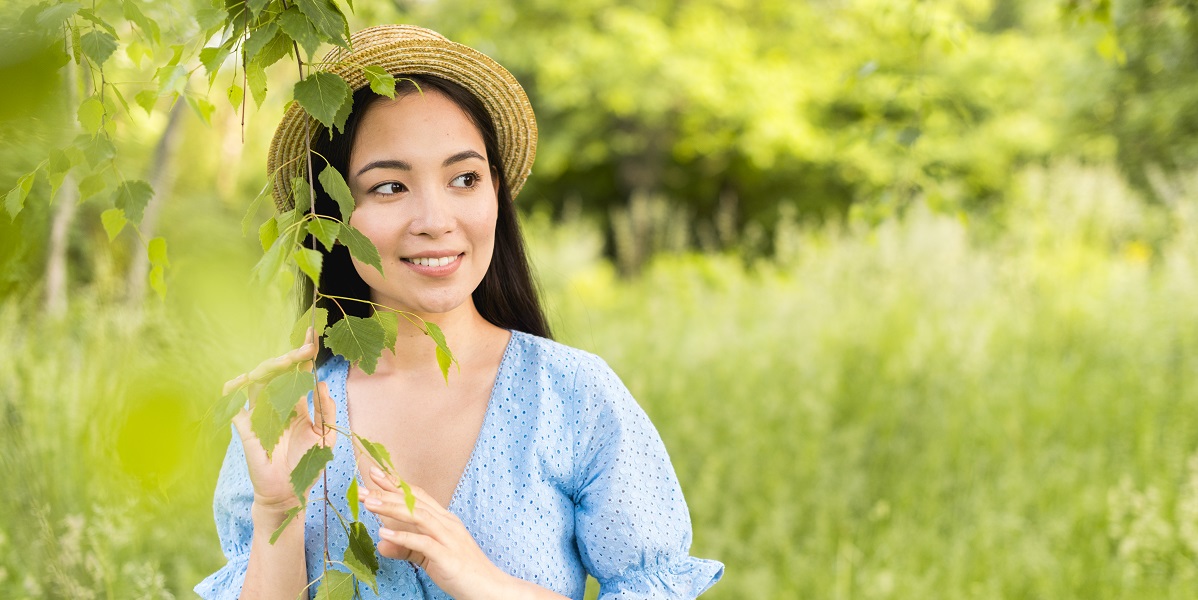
(450, 172), (480, 188)
(371, 182), (406, 195)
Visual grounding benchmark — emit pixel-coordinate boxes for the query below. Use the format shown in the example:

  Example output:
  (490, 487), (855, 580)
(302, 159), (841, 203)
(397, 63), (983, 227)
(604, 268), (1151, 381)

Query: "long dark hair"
(298, 74), (551, 363)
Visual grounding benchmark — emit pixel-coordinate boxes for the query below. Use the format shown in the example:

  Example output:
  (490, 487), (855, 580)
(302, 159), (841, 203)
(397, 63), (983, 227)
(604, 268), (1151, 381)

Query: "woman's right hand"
(224, 328), (337, 516)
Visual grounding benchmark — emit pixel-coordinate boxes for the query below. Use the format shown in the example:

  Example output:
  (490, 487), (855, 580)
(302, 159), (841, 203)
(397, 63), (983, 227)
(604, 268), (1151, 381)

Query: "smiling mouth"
(402, 254), (462, 267)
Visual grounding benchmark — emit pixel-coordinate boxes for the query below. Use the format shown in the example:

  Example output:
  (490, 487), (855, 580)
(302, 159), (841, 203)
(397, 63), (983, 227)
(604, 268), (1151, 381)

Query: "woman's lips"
(401, 253), (463, 276)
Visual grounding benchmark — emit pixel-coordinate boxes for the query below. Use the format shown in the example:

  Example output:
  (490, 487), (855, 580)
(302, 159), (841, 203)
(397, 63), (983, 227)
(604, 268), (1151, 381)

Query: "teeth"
(409, 255), (458, 267)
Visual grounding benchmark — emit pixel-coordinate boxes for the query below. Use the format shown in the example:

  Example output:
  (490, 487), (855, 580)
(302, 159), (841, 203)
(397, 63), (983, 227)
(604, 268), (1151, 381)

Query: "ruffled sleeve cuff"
(193, 555), (249, 600)
(598, 555), (725, 599)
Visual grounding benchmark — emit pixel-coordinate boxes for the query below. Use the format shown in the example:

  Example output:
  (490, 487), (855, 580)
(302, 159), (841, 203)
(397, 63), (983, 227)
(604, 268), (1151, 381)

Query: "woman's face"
(345, 90), (499, 318)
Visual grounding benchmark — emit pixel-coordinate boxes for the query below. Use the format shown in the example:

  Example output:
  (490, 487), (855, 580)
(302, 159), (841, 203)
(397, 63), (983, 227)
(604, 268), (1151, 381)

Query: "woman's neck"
(369, 299), (507, 377)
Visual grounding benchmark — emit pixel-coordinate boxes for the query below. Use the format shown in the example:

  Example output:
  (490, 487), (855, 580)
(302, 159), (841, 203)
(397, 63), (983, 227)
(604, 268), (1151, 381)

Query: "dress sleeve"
(570, 355), (724, 598)
(194, 429), (254, 600)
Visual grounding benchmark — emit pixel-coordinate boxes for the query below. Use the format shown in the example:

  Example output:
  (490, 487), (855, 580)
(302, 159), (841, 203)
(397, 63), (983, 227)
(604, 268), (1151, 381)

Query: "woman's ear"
(491, 165), (500, 195)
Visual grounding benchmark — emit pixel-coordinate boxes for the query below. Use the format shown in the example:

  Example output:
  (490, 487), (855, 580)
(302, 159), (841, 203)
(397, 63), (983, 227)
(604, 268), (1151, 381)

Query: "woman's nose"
(407, 188), (453, 237)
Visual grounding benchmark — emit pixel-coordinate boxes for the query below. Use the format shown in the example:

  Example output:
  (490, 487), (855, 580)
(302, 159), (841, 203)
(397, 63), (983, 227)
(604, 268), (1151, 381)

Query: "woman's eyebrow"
(356, 159), (411, 177)
(442, 150), (486, 167)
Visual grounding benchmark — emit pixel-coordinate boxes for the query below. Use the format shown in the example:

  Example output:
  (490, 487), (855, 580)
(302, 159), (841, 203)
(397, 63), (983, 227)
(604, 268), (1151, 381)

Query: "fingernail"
(379, 527), (394, 537)
(365, 497), (382, 508)
(357, 487), (369, 497)
(371, 466), (385, 478)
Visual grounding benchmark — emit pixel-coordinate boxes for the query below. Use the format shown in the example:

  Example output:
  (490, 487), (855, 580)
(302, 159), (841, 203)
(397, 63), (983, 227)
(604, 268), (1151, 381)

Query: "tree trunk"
(125, 100), (186, 303)
(43, 37), (82, 318)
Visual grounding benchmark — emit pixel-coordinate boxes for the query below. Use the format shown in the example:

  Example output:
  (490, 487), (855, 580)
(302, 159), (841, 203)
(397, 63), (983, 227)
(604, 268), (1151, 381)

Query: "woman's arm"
(238, 503), (310, 600)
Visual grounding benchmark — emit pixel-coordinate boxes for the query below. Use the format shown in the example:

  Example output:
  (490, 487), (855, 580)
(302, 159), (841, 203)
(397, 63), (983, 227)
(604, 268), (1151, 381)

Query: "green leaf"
(317, 165), (355, 220)
(76, 8), (117, 36)
(35, 2), (81, 30)
(295, 0), (349, 47)
(314, 570), (354, 600)
(108, 85), (130, 118)
(187, 96), (216, 125)
(331, 91), (352, 135)
(252, 24), (294, 69)
(244, 22), (280, 61)
(293, 72), (350, 130)
(80, 30), (117, 65)
(253, 234), (290, 284)
(251, 393), (294, 458)
(326, 315), (385, 374)
(241, 192), (266, 236)
(425, 322), (454, 383)
(306, 218), (340, 251)
(150, 264), (167, 299)
(291, 305), (329, 347)
(148, 237), (169, 267)
(375, 311), (398, 353)
(100, 208), (126, 241)
(248, 0), (273, 17)
(228, 83), (244, 110)
(258, 216), (279, 251)
(156, 64), (188, 97)
(47, 150), (70, 200)
(200, 45), (231, 80)
(135, 89), (157, 114)
(354, 433), (396, 475)
(278, 7), (322, 59)
(246, 61), (268, 107)
(435, 346), (452, 384)
(82, 135), (115, 167)
(214, 387), (247, 425)
(269, 506), (303, 544)
(339, 224), (383, 277)
(77, 97), (104, 134)
(113, 179), (153, 224)
(363, 65), (396, 98)
(125, 40), (151, 68)
(346, 477), (359, 521)
(123, 1), (159, 43)
(291, 176), (314, 214)
(290, 444), (334, 501)
(261, 368), (316, 418)
(292, 247), (323, 284)
(78, 171), (108, 201)
(148, 237), (169, 299)
(5, 171), (35, 219)
(342, 521), (379, 593)
(194, 7), (224, 34)
(399, 479), (416, 514)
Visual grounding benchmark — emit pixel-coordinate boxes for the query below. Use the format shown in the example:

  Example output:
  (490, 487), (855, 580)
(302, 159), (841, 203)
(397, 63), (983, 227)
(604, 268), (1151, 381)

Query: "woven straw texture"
(267, 25), (537, 211)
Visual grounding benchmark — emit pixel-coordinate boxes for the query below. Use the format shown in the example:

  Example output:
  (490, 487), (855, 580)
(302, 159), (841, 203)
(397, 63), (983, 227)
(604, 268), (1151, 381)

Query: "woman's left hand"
(360, 467), (511, 599)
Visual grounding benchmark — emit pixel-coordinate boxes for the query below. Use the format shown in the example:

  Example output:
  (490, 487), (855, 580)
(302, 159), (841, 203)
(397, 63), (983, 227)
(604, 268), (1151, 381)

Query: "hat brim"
(267, 25), (537, 212)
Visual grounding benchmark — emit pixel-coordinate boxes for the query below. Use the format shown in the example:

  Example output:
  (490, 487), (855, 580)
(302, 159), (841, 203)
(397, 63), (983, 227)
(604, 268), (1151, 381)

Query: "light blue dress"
(195, 330), (723, 599)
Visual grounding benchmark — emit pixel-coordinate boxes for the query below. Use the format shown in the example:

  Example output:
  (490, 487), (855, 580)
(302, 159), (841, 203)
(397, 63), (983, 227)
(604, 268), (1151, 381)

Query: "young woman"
(196, 25), (723, 600)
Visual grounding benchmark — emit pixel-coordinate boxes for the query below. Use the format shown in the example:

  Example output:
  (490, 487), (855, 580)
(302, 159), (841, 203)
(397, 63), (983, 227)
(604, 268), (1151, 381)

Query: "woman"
(197, 25), (723, 599)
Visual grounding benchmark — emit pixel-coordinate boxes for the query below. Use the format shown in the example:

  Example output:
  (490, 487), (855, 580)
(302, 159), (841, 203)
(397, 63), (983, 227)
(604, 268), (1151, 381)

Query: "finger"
(246, 341), (318, 382)
(222, 373), (249, 396)
(378, 528), (440, 568)
(369, 468), (450, 517)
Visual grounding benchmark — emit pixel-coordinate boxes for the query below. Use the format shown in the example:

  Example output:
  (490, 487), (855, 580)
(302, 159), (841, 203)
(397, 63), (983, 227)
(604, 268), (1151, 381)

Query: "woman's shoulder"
(506, 330), (613, 382)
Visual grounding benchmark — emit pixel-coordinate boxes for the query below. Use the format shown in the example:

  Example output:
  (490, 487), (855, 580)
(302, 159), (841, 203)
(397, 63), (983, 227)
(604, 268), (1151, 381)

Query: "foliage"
(3, 163), (1198, 597)
(392, 0), (1106, 244)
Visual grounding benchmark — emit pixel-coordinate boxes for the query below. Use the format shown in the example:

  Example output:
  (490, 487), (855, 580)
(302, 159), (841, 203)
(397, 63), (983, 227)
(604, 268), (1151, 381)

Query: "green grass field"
(3, 164), (1197, 598)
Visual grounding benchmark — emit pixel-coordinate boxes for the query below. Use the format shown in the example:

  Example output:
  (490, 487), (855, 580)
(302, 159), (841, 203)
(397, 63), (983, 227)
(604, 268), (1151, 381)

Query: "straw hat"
(267, 25), (537, 211)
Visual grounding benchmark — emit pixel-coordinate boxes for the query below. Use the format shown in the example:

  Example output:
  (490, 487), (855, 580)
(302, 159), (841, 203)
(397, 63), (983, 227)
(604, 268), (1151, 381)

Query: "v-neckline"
(337, 330), (518, 513)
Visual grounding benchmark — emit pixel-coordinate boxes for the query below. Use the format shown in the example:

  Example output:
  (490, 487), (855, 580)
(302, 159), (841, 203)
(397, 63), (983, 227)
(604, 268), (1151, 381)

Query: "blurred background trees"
(3, 0), (1198, 598)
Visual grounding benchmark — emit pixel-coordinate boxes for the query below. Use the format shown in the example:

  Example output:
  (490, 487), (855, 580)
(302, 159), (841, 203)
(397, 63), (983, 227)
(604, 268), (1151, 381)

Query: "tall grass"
(2, 163), (1196, 598)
